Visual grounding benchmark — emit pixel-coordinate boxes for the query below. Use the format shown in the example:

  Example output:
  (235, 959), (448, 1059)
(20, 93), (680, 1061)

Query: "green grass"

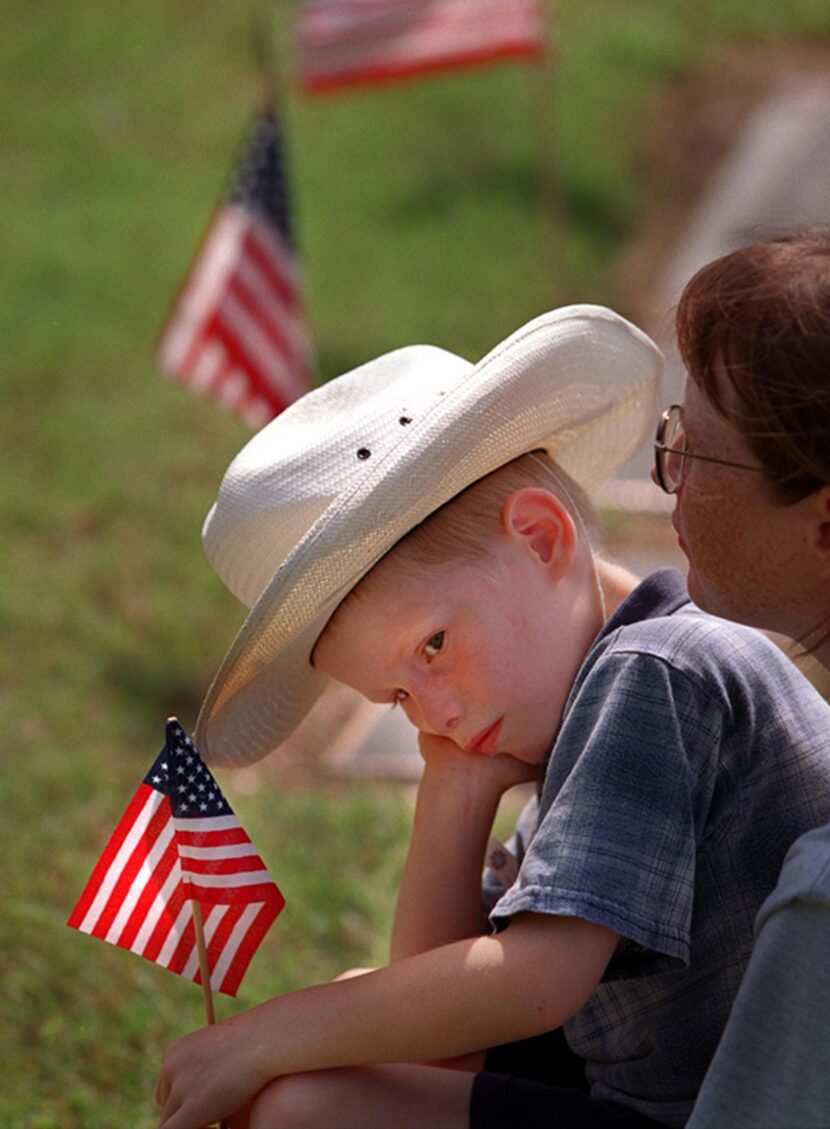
(3, 751), (411, 1128)
(3, 1), (829, 1124)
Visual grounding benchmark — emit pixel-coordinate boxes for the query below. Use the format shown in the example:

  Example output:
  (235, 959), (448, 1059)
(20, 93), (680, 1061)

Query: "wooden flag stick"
(170, 716), (217, 1028)
(192, 899), (229, 1129)
(191, 899), (216, 1025)
(251, 6), (278, 112)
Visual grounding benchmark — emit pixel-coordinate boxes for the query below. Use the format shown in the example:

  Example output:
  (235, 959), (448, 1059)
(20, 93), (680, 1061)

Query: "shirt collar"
(595, 567), (691, 647)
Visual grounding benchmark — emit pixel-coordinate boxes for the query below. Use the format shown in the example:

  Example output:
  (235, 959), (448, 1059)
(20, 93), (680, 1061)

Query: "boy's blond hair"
(324, 452), (601, 631)
(392, 450), (600, 570)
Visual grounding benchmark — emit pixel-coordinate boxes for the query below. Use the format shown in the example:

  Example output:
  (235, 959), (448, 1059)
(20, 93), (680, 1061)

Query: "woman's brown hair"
(676, 229), (830, 502)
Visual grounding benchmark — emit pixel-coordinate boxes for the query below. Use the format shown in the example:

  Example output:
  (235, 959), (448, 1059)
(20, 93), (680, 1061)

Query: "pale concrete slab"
(335, 72), (830, 778)
(611, 73), (830, 487)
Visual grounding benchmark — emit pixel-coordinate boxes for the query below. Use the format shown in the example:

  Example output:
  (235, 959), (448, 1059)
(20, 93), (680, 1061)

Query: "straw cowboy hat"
(196, 305), (662, 766)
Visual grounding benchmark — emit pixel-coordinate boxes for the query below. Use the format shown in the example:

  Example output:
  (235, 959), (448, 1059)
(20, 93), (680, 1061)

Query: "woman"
(652, 229), (830, 1128)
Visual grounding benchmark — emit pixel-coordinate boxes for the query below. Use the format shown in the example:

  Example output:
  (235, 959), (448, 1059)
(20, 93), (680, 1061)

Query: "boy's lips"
(465, 719), (503, 756)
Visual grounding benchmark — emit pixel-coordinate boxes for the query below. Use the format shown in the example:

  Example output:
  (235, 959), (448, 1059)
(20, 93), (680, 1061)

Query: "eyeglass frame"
(653, 404), (766, 495)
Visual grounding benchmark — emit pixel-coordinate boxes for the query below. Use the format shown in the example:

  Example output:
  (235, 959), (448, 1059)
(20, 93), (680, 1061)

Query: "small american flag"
(297, 0), (546, 94)
(156, 109), (314, 428)
(68, 720), (285, 997)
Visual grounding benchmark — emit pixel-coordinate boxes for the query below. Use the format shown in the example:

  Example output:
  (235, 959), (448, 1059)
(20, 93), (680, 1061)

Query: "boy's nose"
(412, 683), (464, 736)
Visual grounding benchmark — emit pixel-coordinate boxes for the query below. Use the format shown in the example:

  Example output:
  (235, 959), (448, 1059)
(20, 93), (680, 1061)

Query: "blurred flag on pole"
(68, 719), (285, 997)
(156, 109), (315, 428)
(297, 0), (546, 94)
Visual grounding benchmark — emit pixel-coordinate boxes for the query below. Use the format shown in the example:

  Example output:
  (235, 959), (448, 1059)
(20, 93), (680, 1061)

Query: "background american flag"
(297, 0), (546, 93)
(156, 110), (315, 428)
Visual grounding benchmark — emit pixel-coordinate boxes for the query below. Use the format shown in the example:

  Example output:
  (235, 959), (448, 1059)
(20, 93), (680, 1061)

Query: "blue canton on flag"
(161, 723), (231, 819)
(229, 111), (295, 243)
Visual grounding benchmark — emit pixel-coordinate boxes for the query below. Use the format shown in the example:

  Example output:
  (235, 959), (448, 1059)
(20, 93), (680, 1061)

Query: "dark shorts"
(470, 1030), (662, 1129)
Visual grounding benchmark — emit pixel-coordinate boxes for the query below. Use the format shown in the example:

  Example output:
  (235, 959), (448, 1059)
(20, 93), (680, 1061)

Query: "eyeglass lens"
(661, 407), (686, 493)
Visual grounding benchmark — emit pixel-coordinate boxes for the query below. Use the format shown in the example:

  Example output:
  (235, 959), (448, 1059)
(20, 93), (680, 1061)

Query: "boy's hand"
(156, 1011), (271, 1129)
(418, 732), (538, 795)
(391, 734), (536, 960)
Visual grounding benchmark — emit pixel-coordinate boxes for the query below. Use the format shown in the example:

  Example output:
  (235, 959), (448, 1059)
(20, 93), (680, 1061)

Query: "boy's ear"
(502, 488), (577, 578)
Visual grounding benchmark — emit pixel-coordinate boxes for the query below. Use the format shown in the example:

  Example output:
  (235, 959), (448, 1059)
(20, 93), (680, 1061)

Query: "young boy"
(156, 307), (830, 1129)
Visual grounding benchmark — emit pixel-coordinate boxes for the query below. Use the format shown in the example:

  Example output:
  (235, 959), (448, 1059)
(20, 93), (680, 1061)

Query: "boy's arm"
(390, 734), (537, 960)
(156, 911), (618, 1129)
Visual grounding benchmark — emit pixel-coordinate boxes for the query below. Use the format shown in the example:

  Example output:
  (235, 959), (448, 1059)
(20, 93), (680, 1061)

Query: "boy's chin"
(510, 743), (553, 768)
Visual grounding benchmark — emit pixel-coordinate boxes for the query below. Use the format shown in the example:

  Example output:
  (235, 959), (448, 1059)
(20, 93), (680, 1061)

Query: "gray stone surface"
(325, 699), (424, 780)
(615, 73), (830, 485)
(335, 72), (830, 778)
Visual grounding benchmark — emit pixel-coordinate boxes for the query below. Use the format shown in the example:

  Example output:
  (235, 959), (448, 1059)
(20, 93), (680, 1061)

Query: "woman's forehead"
(685, 366), (739, 437)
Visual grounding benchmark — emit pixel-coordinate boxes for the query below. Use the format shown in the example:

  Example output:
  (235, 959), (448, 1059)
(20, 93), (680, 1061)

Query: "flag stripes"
(298, 0), (545, 93)
(68, 787), (168, 937)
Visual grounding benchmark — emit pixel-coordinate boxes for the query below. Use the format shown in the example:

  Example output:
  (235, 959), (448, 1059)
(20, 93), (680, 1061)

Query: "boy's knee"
(248, 1069), (351, 1129)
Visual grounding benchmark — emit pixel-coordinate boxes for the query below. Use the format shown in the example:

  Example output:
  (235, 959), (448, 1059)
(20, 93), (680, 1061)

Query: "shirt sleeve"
(687, 900), (830, 1129)
(481, 791), (539, 914)
(491, 649), (723, 962)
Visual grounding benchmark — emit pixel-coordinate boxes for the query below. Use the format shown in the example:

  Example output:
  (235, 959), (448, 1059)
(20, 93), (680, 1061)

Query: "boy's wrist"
(419, 737), (537, 804)
(419, 752), (507, 813)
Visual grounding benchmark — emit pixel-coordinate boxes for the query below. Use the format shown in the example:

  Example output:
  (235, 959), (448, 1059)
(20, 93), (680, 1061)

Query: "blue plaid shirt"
(491, 570), (830, 1127)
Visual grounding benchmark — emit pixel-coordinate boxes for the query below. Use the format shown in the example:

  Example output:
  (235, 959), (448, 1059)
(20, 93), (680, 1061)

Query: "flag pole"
(193, 889), (229, 1129)
(532, 0), (568, 300)
(175, 716), (225, 1128)
(192, 899), (217, 1025)
(252, 6), (278, 112)
(169, 716), (217, 1028)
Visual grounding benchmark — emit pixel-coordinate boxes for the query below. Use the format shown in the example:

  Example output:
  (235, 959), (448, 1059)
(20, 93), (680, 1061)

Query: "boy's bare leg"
(245, 1061), (476, 1129)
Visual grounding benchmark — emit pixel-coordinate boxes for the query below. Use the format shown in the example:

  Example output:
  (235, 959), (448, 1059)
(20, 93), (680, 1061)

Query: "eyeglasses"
(653, 404), (766, 494)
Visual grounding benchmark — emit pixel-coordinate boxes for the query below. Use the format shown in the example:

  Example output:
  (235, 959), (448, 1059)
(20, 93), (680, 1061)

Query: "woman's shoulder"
(757, 821), (830, 929)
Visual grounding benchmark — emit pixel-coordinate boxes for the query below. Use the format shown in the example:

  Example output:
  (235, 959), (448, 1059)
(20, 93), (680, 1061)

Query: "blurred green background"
(3, 2), (829, 1125)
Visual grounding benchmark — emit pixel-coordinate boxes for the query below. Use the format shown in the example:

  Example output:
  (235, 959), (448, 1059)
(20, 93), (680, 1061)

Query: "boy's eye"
(424, 632), (444, 658)
(394, 688), (410, 703)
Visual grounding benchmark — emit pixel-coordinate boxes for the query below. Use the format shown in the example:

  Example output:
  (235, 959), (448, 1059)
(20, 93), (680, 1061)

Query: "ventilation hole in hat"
(399, 416), (412, 426)
(357, 447), (371, 460)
